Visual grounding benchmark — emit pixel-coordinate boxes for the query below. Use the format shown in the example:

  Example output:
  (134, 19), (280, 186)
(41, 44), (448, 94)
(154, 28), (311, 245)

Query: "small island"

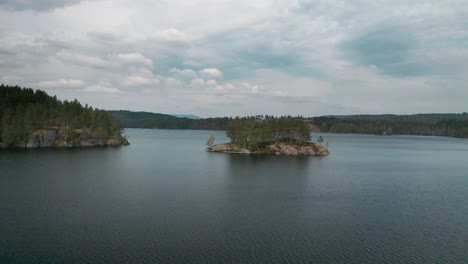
(0, 85), (129, 149)
(207, 117), (329, 156)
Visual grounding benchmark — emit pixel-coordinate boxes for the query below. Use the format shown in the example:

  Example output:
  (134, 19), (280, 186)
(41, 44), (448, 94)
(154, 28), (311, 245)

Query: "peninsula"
(206, 117), (329, 156)
(0, 85), (129, 149)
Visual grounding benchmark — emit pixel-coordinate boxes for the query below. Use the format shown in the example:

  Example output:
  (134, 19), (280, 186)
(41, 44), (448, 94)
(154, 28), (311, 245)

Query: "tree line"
(226, 116), (311, 150)
(0, 84), (126, 147)
(311, 117), (468, 138)
(109, 110), (468, 139)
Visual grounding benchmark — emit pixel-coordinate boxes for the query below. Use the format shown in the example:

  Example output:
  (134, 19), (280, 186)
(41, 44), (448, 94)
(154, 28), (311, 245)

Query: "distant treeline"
(312, 116), (468, 138)
(109, 110), (468, 138)
(0, 85), (126, 147)
(108, 110), (232, 130)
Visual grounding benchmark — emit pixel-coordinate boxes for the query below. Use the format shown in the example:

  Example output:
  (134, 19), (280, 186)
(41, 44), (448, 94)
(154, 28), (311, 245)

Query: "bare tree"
(317, 136), (324, 143)
(206, 135), (215, 147)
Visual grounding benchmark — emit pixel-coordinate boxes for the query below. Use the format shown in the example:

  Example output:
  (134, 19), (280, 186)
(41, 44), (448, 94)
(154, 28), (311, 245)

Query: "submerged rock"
(207, 142), (329, 156)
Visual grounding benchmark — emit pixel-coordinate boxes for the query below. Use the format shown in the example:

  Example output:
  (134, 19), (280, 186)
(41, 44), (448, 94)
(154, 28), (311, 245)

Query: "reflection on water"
(1, 129), (467, 264)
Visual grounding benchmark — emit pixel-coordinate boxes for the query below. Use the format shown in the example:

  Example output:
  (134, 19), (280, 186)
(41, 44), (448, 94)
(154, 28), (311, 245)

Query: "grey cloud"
(0, 0), (84, 11)
(87, 31), (121, 43)
(343, 25), (421, 76)
(197, 27), (307, 79)
(1, 0), (467, 116)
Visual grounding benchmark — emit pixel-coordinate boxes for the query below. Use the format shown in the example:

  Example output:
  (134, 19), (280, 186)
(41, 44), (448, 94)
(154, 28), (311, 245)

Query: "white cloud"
(110, 53), (152, 67)
(165, 77), (182, 87)
(1, 0), (467, 116)
(151, 28), (189, 44)
(121, 75), (160, 87)
(170, 68), (198, 79)
(35, 78), (87, 88)
(82, 85), (121, 94)
(241, 82), (264, 94)
(190, 78), (205, 88)
(272, 90), (288, 97)
(55, 51), (114, 68)
(206, 80), (218, 87)
(198, 68), (223, 79)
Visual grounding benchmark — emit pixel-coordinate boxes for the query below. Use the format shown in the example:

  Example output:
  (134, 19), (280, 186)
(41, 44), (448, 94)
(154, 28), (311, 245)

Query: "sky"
(1, 0), (467, 117)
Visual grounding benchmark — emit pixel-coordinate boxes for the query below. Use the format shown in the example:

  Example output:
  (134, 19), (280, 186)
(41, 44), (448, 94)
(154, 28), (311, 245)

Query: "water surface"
(1, 129), (467, 263)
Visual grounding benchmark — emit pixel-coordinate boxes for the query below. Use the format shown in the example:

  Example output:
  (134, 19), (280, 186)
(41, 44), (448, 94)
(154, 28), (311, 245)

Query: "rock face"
(207, 142), (329, 156)
(1, 129), (129, 149)
(26, 129), (59, 148)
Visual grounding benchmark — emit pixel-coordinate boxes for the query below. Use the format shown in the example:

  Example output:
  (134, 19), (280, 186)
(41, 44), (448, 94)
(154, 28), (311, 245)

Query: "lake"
(1, 129), (467, 263)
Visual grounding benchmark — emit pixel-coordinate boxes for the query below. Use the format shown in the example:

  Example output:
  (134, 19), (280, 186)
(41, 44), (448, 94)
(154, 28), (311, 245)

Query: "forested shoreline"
(0, 85), (128, 148)
(1, 84), (466, 147)
(109, 111), (468, 139)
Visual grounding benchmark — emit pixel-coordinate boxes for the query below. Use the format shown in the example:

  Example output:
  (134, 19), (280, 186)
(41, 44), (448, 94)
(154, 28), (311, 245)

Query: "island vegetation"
(0, 84), (128, 148)
(226, 117), (310, 150)
(207, 117), (329, 156)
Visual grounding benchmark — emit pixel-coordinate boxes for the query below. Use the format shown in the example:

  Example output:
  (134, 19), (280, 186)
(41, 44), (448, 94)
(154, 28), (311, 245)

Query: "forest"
(311, 116), (468, 138)
(226, 117), (311, 150)
(109, 110), (468, 139)
(0, 85), (127, 147)
(108, 110), (232, 130)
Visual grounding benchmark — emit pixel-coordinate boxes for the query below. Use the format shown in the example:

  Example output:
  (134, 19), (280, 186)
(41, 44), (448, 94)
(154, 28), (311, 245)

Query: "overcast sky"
(1, 0), (467, 117)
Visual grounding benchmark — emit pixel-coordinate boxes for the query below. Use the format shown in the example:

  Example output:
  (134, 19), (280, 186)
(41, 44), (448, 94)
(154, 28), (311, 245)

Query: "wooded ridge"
(0, 85), (128, 148)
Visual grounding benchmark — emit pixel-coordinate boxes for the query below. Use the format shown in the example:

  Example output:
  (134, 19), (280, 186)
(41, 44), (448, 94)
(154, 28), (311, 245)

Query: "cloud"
(121, 75), (160, 87)
(82, 85), (121, 94)
(170, 68), (198, 79)
(151, 28), (189, 45)
(164, 77), (182, 87)
(35, 78), (87, 88)
(198, 68), (223, 79)
(343, 25), (422, 76)
(272, 90), (288, 97)
(183, 60), (202, 68)
(206, 80), (218, 87)
(55, 51), (114, 68)
(190, 78), (205, 88)
(110, 53), (152, 67)
(0, 0), (84, 11)
(1, 0), (468, 116)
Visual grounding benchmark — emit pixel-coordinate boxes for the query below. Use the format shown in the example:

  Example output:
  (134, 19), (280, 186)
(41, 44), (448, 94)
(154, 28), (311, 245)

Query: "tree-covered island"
(207, 117), (329, 156)
(0, 85), (129, 149)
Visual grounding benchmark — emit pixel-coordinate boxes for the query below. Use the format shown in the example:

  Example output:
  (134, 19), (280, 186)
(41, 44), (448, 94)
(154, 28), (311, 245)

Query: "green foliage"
(226, 116), (311, 150)
(108, 110), (232, 130)
(109, 110), (468, 139)
(0, 84), (126, 146)
(311, 117), (468, 138)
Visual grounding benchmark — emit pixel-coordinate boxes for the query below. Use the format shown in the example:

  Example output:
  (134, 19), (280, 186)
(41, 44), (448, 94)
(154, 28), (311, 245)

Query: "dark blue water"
(1, 129), (467, 263)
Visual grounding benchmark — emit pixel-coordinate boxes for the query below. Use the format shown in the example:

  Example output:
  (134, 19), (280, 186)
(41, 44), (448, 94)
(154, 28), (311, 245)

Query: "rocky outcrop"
(207, 142), (329, 156)
(26, 129), (59, 148)
(1, 128), (129, 149)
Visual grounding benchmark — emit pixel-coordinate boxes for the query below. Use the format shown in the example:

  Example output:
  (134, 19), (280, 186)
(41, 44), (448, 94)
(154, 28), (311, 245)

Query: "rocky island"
(206, 117), (329, 156)
(207, 142), (329, 156)
(0, 85), (129, 149)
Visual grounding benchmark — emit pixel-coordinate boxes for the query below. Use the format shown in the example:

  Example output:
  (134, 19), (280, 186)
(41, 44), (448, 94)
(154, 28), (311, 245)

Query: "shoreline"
(207, 142), (330, 156)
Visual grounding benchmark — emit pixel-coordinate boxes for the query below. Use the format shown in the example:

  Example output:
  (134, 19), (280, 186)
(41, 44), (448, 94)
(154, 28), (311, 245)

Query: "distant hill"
(171, 114), (203, 119)
(326, 113), (468, 124)
(108, 110), (468, 138)
(108, 110), (179, 128)
(108, 110), (231, 130)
